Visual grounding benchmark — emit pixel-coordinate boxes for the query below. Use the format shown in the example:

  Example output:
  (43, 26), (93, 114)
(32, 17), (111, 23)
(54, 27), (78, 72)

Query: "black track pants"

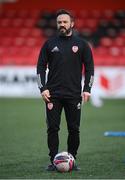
(45, 97), (82, 163)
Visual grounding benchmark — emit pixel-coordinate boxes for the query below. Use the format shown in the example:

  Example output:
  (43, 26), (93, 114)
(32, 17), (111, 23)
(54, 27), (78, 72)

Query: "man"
(37, 9), (94, 171)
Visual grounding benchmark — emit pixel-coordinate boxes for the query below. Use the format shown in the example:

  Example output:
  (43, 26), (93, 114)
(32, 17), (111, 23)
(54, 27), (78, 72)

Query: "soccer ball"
(53, 151), (75, 172)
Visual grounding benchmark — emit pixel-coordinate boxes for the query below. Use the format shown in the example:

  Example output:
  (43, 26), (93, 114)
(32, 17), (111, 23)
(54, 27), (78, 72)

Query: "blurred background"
(0, 0), (125, 103)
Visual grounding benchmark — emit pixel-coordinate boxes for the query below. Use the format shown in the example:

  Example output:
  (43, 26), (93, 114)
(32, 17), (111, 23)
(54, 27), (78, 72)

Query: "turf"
(0, 98), (125, 179)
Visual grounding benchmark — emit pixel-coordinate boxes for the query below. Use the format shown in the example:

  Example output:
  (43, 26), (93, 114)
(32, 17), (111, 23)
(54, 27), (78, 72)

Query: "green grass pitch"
(0, 98), (125, 179)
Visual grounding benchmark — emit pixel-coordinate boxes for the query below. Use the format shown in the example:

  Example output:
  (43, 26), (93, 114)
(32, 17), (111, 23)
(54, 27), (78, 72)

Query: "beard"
(58, 26), (72, 36)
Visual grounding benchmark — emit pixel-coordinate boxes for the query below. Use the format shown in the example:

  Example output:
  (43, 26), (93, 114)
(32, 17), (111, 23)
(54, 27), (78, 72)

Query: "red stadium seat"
(90, 10), (102, 19)
(100, 37), (113, 47)
(0, 37), (13, 47)
(94, 46), (109, 55)
(109, 46), (121, 57)
(0, 28), (19, 37)
(113, 37), (125, 47)
(84, 18), (98, 31)
(119, 29), (125, 39)
(11, 18), (24, 27)
(28, 10), (41, 19)
(13, 37), (25, 47)
(25, 37), (38, 47)
(75, 18), (84, 29)
(16, 10), (29, 18)
(78, 10), (89, 18)
(4, 10), (17, 18)
(102, 9), (114, 20)
(30, 28), (43, 38)
(18, 28), (31, 37)
(23, 19), (36, 28)
(119, 56), (125, 65)
(121, 47), (125, 56)
(0, 18), (11, 27)
(0, 28), (5, 36)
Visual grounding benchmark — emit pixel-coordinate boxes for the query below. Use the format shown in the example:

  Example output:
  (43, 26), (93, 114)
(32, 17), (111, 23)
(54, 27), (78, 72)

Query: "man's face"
(57, 14), (74, 36)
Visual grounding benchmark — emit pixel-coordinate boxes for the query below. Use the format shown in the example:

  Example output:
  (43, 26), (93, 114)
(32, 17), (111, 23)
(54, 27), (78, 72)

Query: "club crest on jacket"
(47, 103), (53, 110)
(72, 46), (78, 53)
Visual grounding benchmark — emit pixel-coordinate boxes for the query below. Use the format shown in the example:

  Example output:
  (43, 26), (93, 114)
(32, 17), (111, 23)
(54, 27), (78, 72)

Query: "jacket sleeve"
(36, 41), (48, 93)
(82, 42), (94, 93)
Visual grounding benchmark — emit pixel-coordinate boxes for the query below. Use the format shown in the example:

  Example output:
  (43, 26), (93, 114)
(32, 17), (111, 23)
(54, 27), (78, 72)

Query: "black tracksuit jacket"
(37, 34), (94, 98)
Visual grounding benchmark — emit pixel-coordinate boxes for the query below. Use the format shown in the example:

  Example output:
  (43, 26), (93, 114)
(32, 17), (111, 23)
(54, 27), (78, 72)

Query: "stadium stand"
(0, 0), (125, 66)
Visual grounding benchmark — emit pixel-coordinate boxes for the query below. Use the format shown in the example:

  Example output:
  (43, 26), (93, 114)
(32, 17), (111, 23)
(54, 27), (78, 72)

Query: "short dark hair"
(56, 9), (74, 21)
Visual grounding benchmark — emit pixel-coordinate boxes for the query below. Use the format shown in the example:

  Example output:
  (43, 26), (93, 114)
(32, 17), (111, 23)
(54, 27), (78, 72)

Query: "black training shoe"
(72, 164), (81, 171)
(46, 164), (56, 171)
